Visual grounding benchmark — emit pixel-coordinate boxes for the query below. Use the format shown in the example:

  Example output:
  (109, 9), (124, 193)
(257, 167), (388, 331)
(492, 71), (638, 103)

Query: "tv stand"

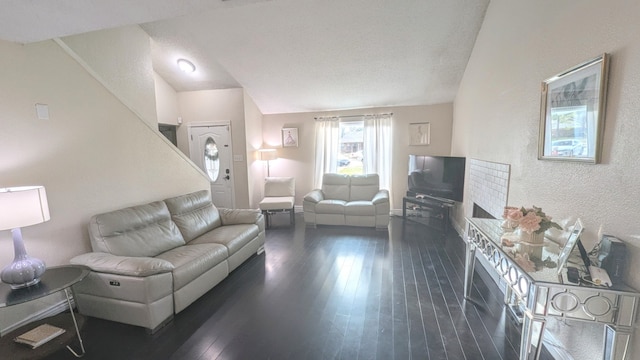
(402, 194), (454, 233)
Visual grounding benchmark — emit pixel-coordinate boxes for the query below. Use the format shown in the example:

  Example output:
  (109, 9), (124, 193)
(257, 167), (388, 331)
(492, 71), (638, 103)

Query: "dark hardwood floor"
(48, 215), (554, 360)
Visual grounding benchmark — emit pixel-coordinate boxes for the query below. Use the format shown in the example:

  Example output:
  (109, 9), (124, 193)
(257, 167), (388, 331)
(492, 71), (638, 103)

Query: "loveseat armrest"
(70, 252), (174, 277)
(303, 189), (324, 204)
(372, 189), (390, 204)
(219, 208), (263, 225)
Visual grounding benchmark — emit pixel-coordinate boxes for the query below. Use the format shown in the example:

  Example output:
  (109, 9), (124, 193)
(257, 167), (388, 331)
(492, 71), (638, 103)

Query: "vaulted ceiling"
(0, 0), (489, 114)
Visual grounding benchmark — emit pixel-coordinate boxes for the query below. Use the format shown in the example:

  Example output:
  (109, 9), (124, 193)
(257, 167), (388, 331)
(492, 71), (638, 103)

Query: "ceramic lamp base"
(0, 228), (46, 289)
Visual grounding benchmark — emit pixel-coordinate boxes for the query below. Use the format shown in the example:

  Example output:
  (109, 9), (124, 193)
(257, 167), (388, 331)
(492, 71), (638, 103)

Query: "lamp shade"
(0, 186), (50, 230)
(259, 149), (277, 161)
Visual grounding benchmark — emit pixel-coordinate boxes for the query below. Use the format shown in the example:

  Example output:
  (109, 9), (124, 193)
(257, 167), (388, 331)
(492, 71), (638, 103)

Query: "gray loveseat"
(70, 190), (265, 332)
(303, 173), (390, 229)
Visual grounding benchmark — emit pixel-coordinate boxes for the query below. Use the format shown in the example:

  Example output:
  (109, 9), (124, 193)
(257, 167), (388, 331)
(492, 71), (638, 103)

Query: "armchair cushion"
(264, 177), (295, 197)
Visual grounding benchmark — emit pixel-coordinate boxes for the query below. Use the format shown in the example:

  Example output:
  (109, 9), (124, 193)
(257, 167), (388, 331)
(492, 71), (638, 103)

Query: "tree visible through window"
(338, 121), (364, 175)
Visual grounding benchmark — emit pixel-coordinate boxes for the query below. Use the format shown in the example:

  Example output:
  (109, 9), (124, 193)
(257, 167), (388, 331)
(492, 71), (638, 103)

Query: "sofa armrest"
(372, 189), (390, 204)
(70, 252), (174, 277)
(303, 189), (324, 203)
(219, 208), (262, 225)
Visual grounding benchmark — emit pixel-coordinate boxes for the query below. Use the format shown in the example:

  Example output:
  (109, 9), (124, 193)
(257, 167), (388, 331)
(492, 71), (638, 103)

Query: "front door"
(188, 123), (235, 208)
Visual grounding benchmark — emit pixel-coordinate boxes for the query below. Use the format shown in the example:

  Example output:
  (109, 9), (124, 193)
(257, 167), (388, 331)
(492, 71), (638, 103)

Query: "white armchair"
(258, 177), (295, 229)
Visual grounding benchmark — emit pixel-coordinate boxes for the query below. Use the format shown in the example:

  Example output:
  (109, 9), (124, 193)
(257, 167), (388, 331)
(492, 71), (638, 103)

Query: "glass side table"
(0, 265), (90, 357)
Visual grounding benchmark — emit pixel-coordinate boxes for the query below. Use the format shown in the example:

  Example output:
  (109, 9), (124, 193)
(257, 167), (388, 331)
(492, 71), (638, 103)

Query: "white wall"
(154, 71), (181, 126)
(0, 39), (208, 333)
(177, 88), (251, 208)
(262, 104), (454, 210)
(58, 25), (158, 127)
(453, 1), (640, 358)
(243, 90), (264, 208)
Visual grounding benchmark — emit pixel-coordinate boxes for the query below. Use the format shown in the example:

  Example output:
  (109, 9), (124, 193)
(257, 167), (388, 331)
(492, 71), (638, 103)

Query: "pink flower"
(519, 211), (542, 233)
(505, 208), (524, 221)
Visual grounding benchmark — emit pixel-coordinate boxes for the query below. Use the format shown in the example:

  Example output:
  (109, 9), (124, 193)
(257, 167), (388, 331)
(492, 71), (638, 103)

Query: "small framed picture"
(409, 122), (430, 146)
(282, 128), (299, 147)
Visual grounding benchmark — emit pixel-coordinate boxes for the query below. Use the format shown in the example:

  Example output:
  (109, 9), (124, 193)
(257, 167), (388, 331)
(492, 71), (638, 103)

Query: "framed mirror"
(538, 54), (609, 163)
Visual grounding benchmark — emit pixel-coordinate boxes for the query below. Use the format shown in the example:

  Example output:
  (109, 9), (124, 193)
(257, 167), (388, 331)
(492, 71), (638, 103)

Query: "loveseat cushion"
(188, 224), (260, 255)
(316, 200), (347, 214)
(344, 201), (375, 216)
(321, 174), (350, 201)
(350, 174), (380, 201)
(155, 243), (228, 291)
(164, 190), (222, 242)
(89, 201), (185, 257)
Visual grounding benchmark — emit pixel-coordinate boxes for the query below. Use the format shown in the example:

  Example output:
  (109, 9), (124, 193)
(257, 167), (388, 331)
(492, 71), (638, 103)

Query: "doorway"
(188, 122), (235, 209)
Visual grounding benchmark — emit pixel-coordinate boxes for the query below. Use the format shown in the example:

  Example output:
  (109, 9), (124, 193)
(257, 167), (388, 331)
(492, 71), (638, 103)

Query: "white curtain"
(363, 114), (392, 192)
(313, 117), (340, 188)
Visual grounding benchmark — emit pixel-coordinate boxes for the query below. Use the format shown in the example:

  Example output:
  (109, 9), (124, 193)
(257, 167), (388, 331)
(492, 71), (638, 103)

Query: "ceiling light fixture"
(177, 58), (196, 73)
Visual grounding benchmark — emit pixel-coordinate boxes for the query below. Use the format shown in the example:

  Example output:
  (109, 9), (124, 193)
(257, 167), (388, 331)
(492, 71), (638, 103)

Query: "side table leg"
(463, 240), (477, 300)
(603, 324), (634, 360)
(520, 313), (545, 360)
(64, 288), (86, 358)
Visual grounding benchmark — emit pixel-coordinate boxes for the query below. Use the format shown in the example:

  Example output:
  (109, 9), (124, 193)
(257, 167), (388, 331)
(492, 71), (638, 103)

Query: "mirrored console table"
(464, 218), (639, 360)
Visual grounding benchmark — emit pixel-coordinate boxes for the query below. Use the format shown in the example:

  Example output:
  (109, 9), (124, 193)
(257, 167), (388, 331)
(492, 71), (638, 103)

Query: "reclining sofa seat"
(70, 190), (264, 332)
(303, 173), (390, 229)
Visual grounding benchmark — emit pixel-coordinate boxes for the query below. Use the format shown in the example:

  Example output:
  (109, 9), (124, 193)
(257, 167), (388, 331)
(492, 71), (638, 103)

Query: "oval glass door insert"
(204, 137), (220, 181)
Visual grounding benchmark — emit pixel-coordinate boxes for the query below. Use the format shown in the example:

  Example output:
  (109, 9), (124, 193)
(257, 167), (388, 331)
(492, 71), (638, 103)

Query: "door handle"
(224, 175), (230, 180)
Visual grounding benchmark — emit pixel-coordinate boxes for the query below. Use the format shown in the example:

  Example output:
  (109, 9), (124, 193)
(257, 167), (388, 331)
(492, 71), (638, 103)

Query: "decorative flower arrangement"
(503, 205), (562, 234)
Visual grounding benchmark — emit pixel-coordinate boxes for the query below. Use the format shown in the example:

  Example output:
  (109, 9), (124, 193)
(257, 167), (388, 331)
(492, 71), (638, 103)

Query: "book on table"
(14, 323), (66, 349)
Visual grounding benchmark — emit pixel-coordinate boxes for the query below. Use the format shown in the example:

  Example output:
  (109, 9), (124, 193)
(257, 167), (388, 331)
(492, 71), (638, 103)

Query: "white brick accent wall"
(468, 159), (510, 219)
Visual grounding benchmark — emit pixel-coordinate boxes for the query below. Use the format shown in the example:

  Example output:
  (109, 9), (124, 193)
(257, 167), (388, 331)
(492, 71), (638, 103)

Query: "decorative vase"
(501, 219), (518, 231)
(516, 228), (545, 245)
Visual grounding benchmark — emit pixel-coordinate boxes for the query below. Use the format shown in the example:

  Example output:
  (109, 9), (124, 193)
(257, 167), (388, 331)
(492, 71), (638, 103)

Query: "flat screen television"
(408, 155), (466, 202)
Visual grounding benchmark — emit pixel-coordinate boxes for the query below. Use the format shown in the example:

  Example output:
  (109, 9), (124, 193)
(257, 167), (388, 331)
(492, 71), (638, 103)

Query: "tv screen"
(408, 155), (466, 202)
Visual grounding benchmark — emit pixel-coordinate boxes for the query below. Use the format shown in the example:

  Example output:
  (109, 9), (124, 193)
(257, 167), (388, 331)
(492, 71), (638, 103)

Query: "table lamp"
(0, 186), (49, 289)
(259, 149), (277, 177)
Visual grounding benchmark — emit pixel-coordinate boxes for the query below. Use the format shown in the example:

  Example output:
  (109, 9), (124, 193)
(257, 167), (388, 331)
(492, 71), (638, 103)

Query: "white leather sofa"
(303, 173), (390, 229)
(70, 190), (264, 332)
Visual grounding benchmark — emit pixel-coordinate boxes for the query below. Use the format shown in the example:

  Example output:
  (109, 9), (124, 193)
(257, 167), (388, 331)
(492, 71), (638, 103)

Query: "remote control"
(589, 266), (612, 287)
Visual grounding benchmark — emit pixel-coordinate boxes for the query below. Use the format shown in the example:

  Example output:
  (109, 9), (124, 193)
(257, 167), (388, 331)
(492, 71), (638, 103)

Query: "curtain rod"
(314, 112), (393, 120)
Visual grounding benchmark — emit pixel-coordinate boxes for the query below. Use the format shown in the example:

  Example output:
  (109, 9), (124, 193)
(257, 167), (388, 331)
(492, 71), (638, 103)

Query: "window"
(314, 114), (392, 192)
(338, 121), (364, 175)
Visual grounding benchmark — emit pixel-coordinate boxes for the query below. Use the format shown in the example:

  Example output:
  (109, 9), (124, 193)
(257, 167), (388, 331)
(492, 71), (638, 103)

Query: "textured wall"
(59, 26), (158, 127)
(453, 1), (640, 358)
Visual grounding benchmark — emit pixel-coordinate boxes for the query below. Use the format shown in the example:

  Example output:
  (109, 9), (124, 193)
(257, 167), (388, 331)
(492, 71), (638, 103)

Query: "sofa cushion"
(155, 243), (228, 291)
(321, 173), (350, 201)
(315, 199), (347, 214)
(188, 224), (259, 255)
(89, 201), (185, 257)
(164, 190), (222, 242)
(344, 201), (375, 216)
(350, 174), (380, 201)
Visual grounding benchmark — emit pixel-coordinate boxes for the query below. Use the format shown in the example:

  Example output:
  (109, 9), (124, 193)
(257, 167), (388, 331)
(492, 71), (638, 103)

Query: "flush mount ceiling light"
(177, 58), (196, 73)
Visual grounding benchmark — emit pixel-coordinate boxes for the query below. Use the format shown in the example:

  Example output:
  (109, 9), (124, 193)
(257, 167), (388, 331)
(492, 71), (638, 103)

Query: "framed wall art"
(409, 122), (430, 146)
(282, 128), (299, 147)
(538, 53), (609, 163)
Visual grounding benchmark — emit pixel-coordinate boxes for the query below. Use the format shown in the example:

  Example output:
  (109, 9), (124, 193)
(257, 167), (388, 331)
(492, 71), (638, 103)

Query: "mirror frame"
(557, 218), (585, 276)
(538, 54), (609, 164)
